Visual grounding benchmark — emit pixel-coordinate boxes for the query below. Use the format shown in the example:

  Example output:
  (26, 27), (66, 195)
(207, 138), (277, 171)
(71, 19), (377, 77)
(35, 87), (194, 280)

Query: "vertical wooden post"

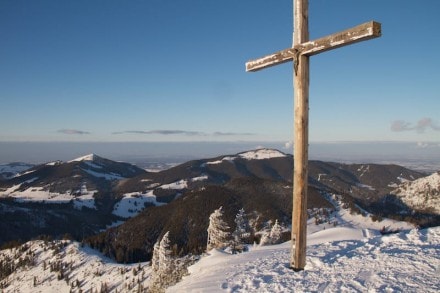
(291, 0), (309, 271)
(245, 0), (380, 272)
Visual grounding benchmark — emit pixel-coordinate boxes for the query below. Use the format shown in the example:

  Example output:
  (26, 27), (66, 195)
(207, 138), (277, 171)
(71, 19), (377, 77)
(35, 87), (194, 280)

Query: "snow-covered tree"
(234, 208), (251, 241)
(207, 206), (230, 251)
(269, 219), (283, 244)
(259, 230), (272, 246)
(259, 219), (283, 246)
(149, 231), (195, 292)
(149, 232), (176, 292)
(151, 241), (160, 273)
(158, 231), (172, 273)
(231, 208), (251, 253)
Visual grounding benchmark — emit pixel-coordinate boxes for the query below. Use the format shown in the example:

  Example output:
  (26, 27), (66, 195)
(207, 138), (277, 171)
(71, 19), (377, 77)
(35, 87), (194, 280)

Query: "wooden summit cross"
(246, 0), (381, 271)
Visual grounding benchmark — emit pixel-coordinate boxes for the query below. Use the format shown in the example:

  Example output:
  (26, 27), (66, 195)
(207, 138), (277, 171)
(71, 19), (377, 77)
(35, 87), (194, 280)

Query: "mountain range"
(1, 203), (438, 292)
(0, 149), (439, 262)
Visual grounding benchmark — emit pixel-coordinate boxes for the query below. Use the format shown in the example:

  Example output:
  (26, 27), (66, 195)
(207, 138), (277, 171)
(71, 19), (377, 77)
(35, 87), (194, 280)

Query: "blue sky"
(1, 0), (439, 147)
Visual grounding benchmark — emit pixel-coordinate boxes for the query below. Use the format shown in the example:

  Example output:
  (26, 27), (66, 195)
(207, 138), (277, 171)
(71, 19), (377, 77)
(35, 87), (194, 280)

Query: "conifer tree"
(269, 219), (283, 244)
(259, 219), (283, 246)
(149, 232), (185, 292)
(231, 208), (251, 253)
(207, 206), (230, 251)
(151, 241), (160, 273)
(158, 231), (172, 275)
(149, 232), (173, 292)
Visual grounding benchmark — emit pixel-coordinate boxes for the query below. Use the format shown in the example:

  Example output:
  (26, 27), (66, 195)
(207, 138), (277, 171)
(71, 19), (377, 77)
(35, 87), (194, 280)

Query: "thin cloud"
(416, 118), (440, 132)
(391, 117), (440, 133)
(57, 129), (90, 135)
(213, 132), (255, 136)
(390, 120), (413, 132)
(113, 130), (255, 136)
(113, 130), (206, 136)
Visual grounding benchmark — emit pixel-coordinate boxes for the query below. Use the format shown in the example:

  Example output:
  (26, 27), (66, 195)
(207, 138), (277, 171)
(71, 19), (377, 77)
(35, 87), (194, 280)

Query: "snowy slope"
(392, 171), (440, 214)
(112, 176), (209, 218)
(68, 153), (97, 162)
(0, 240), (151, 292)
(1, 182), (97, 209)
(169, 227), (439, 293)
(2, 202), (434, 293)
(168, 200), (426, 292)
(112, 191), (165, 218)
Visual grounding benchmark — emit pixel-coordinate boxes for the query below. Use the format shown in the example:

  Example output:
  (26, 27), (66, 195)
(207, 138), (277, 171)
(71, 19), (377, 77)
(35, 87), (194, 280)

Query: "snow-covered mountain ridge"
(1, 209), (438, 293)
(68, 153), (98, 162)
(205, 148), (286, 165)
(1, 149), (438, 261)
(0, 153), (146, 209)
(392, 171), (440, 214)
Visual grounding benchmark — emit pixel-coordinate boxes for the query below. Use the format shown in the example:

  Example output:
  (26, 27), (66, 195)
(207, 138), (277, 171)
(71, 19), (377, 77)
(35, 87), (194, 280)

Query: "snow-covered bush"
(259, 230), (272, 246)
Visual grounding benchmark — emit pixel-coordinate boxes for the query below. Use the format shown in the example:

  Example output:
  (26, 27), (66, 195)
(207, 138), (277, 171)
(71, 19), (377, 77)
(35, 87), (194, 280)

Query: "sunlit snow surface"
(170, 227), (439, 293)
(168, 204), (431, 292)
(1, 206), (439, 292)
(68, 154), (96, 162)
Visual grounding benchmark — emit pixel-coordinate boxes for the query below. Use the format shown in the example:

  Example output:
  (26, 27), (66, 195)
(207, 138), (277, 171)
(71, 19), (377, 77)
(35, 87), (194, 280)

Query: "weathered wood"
(246, 48), (299, 73)
(246, 21), (381, 72)
(291, 0), (309, 271)
(245, 0), (381, 272)
(301, 21), (381, 56)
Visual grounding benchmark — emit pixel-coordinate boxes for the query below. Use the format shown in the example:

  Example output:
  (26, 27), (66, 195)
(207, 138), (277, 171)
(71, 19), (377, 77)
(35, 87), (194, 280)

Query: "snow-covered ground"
(169, 226), (439, 292)
(168, 203), (433, 292)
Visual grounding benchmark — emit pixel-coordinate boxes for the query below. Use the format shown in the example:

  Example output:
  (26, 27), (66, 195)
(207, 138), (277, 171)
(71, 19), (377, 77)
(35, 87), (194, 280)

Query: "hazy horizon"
(1, 141), (439, 173)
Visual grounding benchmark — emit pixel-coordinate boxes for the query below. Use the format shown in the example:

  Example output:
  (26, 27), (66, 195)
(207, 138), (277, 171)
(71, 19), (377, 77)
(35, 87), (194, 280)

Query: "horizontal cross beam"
(246, 21), (381, 72)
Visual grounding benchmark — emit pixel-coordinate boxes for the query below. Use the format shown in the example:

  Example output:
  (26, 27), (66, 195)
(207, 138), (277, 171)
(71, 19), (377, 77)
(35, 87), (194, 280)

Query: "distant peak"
(69, 154), (99, 163)
(238, 149), (286, 160)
